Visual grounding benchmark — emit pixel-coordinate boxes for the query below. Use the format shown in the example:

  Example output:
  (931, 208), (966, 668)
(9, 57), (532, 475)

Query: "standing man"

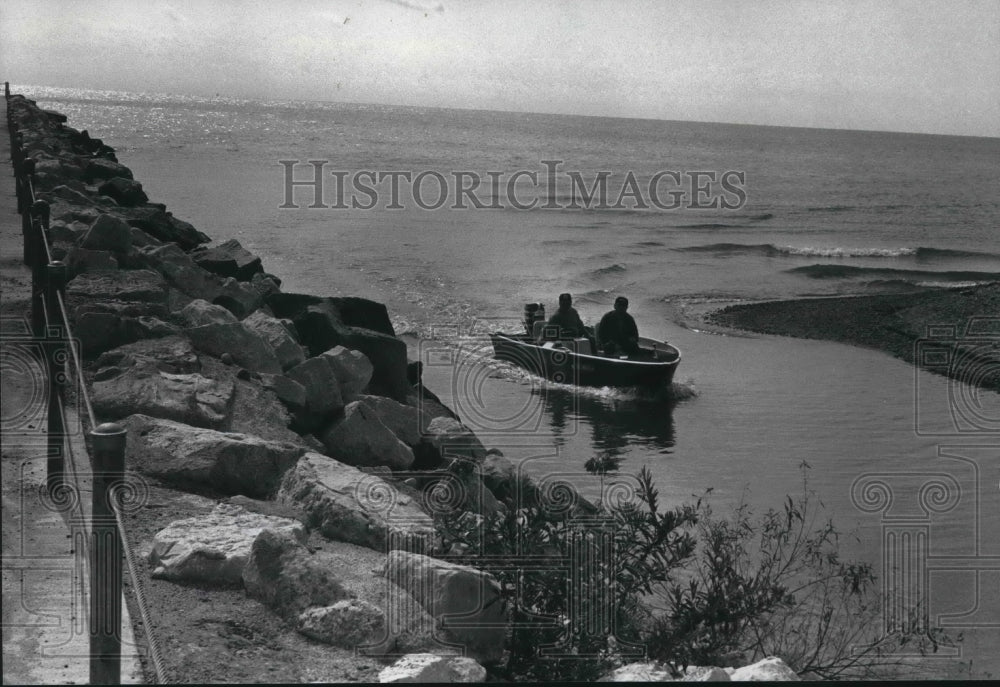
(597, 296), (639, 357)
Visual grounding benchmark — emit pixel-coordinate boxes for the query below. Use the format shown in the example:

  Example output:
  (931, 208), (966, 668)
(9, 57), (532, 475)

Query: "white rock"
(378, 654), (486, 683)
(729, 657), (797, 681)
(147, 502), (305, 584)
(277, 452), (436, 551)
(684, 665), (731, 681)
(603, 662), (676, 681)
(385, 551), (507, 665)
(124, 414), (305, 497)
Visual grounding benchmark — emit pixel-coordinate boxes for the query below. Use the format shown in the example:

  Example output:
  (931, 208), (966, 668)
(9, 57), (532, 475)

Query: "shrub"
(435, 463), (957, 681)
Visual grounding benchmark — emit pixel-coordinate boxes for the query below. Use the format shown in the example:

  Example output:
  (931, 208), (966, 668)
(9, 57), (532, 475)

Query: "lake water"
(27, 86), (1000, 677)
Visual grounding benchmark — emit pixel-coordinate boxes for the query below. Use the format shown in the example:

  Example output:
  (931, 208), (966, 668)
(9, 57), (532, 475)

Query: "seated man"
(538, 292), (589, 342)
(597, 296), (640, 357)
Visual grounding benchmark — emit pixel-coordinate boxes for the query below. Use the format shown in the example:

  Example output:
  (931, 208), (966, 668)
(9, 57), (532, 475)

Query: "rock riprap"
(242, 527), (353, 620)
(278, 453), (435, 551)
(384, 551), (507, 665)
(378, 653), (486, 683)
(124, 414), (305, 497)
(147, 503), (305, 585)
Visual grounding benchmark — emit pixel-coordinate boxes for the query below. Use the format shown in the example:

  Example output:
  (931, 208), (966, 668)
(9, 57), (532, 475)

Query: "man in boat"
(597, 296), (640, 357)
(538, 293), (590, 343)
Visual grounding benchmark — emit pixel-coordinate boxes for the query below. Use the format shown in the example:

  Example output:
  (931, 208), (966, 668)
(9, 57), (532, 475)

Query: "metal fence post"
(15, 146), (30, 216)
(29, 199), (48, 338)
(89, 422), (126, 686)
(45, 261), (68, 492)
(19, 159), (34, 263)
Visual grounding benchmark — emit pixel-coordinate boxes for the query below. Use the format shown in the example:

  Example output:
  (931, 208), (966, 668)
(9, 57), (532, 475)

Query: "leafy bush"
(436, 463), (956, 681)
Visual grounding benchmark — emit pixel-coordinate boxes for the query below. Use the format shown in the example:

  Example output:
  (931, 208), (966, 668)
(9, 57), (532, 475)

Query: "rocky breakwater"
(10, 94), (559, 678)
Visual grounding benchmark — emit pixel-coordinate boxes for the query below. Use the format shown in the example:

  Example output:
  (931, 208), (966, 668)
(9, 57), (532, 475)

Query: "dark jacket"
(543, 306), (588, 339)
(597, 310), (639, 352)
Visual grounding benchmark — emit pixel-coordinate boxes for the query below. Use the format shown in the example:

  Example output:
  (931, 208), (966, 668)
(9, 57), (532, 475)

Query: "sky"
(2, 0), (998, 137)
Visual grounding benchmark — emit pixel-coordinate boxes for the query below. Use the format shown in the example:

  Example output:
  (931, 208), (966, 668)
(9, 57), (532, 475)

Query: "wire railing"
(6, 83), (169, 685)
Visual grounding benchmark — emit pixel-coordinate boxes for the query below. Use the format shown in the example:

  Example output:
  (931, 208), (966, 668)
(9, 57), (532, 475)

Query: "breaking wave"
(674, 243), (1000, 260)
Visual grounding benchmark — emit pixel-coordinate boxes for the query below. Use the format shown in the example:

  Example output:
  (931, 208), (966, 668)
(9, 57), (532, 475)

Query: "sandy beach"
(708, 284), (1000, 391)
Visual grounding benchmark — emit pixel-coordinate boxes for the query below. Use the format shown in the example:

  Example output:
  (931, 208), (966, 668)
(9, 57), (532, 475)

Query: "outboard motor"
(523, 302), (545, 334)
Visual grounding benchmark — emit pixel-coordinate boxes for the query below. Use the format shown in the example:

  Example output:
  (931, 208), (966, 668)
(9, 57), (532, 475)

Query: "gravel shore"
(708, 284), (1000, 391)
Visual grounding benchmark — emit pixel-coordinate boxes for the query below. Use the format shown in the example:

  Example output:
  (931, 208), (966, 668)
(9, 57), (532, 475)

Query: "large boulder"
(424, 417), (487, 463)
(250, 271), (282, 300)
(728, 657), (797, 681)
(602, 662), (677, 681)
(98, 177), (148, 206)
(178, 299), (239, 327)
(685, 666), (732, 681)
(67, 247), (118, 274)
(385, 551), (507, 665)
(138, 243), (222, 301)
(67, 268), (168, 304)
(82, 157), (133, 182)
(242, 311), (306, 371)
(147, 503), (305, 585)
(267, 293), (409, 401)
(94, 335), (200, 375)
(33, 157), (84, 181)
(138, 244), (262, 317)
(378, 654), (486, 683)
(80, 213), (133, 255)
(321, 346), (373, 402)
(224, 365), (306, 446)
(278, 453), (436, 552)
(192, 238), (263, 281)
(184, 321), (283, 374)
(259, 373), (308, 413)
(120, 206), (210, 250)
(267, 293), (395, 338)
(93, 362), (233, 428)
(73, 309), (175, 357)
(320, 400), (415, 470)
(355, 395), (432, 447)
(285, 356), (344, 424)
(214, 279), (264, 319)
(124, 414), (306, 497)
(47, 200), (101, 225)
(42, 184), (96, 207)
(337, 327), (409, 402)
(67, 270), (172, 355)
(242, 527), (353, 620)
(297, 599), (386, 649)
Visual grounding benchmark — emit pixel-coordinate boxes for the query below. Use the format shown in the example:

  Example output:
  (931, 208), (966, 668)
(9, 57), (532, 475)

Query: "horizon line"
(12, 81), (1000, 141)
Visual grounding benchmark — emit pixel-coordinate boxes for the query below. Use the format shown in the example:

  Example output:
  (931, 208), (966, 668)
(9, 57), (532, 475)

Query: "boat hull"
(489, 333), (680, 389)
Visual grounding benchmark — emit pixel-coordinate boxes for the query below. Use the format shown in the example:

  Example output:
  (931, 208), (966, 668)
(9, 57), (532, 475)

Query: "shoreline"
(706, 284), (1000, 392)
(7, 90), (985, 681)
